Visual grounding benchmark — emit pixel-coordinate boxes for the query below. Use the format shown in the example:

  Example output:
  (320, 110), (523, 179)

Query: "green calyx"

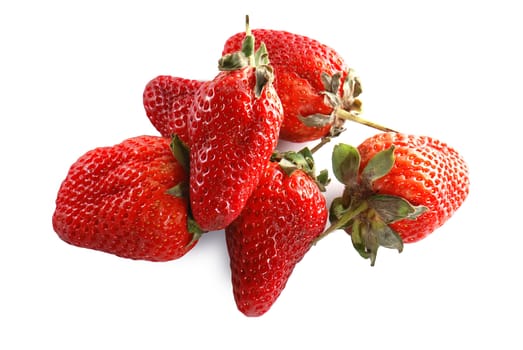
(271, 146), (330, 192)
(315, 143), (427, 266)
(170, 134), (190, 172)
(299, 68), (398, 136)
(166, 134), (205, 240)
(322, 69), (363, 121)
(298, 69), (364, 137)
(218, 15), (274, 98)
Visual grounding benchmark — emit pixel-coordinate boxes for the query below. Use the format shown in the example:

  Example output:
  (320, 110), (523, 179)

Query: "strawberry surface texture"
(357, 132), (469, 243)
(223, 28), (360, 142)
(226, 161), (328, 316)
(52, 136), (197, 261)
(326, 132), (470, 265)
(188, 29), (284, 231)
(143, 75), (203, 145)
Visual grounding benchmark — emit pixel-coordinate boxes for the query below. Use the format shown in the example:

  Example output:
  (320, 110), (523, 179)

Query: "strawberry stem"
(335, 108), (398, 133)
(245, 14), (251, 36)
(309, 136), (332, 154)
(243, 15), (255, 67)
(325, 68), (398, 133)
(218, 15), (255, 71)
(313, 201), (369, 244)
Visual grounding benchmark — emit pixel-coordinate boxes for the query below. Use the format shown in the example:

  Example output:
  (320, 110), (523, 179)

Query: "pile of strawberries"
(52, 16), (470, 317)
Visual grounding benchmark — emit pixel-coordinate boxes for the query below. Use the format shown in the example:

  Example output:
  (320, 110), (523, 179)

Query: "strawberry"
(143, 75), (203, 144)
(189, 19), (284, 231)
(222, 28), (395, 142)
(320, 132), (469, 265)
(52, 135), (200, 262)
(226, 148), (329, 316)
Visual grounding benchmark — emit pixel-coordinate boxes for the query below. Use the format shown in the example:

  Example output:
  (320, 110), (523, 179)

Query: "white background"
(1, 0), (521, 348)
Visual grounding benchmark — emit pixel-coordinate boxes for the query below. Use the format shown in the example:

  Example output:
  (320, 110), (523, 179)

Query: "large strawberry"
(222, 28), (395, 142)
(189, 19), (284, 231)
(52, 135), (200, 261)
(319, 132), (469, 265)
(226, 148), (329, 316)
(143, 75), (203, 144)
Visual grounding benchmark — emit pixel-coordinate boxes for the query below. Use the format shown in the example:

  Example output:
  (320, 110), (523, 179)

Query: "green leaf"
(329, 196), (347, 222)
(278, 158), (299, 176)
(328, 200), (369, 234)
(321, 72), (332, 91)
(241, 33), (255, 58)
(298, 113), (335, 128)
(187, 217), (205, 236)
(369, 194), (428, 223)
(170, 135), (189, 172)
(352, 76), (362, 98)
(320, 71), (342, 95)
(166, 182), (188, 198)
(361, 145), (395, 185)
(329, 72), (342, 95)
(254, 42), (270, 66)
(254, 65), (273, 98)
(348, 209), (405, 266)
(332, 143), (360, 186)
(298, 147), (316, 168)
(410, 205), (429, 219)
(369, 216), (404, 253)
(351, 219), (371, 260)
(342, 68), (363, 99)
(316, 169), (330, 191)
(218, 52), (249, 71)
(275, 147), (329, 191)
(275, 147), (314, 175)
(186, 217), (205, 247)
(219, 16), (255, 71)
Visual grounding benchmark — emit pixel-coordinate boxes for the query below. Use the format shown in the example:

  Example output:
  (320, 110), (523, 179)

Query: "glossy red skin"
(52, 136), (196, 261)
(357, 132), (470, 243)
(189, 66), (283, 231)
(226, 162), (328, 316)
(143, 75), (203, 144)
(223, 29), (349, 142)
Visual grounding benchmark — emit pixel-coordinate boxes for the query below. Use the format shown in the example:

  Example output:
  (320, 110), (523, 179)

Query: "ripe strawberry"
(189, 21), (284, 231)
(222, 28), (395, 142)
(226, 148), (329, 316)
(52, 135), (200, 261)
(321, 132), (469, 265)
(143, 75), (203, 144)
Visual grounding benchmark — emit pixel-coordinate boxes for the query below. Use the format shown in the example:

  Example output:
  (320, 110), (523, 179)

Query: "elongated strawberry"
(143, 75), (203, 144)
(189, 19), (284, 231)
(52, 135), (200, 261)
(319, 132), (469, 265)
(223, 28), (395, 142)
(226, 148), (329, 316)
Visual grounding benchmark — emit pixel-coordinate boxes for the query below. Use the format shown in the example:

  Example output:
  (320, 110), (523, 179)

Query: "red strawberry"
(189, 21), (284, 231)
(222, 28), (395, 142)
(321, 132), (469, 265)
(52, 135), (200, 261)
(226, 148), (329, 316)
(143, 75), (203, 144)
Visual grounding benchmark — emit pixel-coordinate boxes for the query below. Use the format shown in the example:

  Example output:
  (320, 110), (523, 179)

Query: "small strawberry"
(226, 148), (329, 317)
(222, 28), (395, 142)
(319, 132), (469, 265)
(189, 18), (284, 231)
(52, 135), (200, 261)
(143, 75), (203, 144)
